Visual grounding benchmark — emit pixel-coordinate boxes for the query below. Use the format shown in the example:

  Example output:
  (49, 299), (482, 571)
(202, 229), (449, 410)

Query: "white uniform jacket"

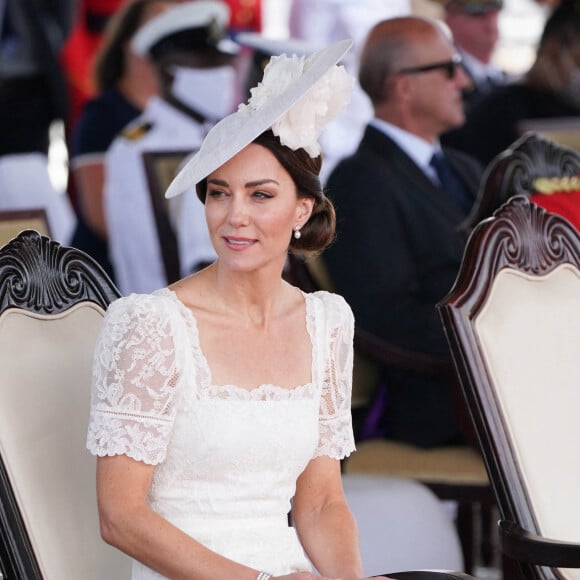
(104, 97), (216, 295)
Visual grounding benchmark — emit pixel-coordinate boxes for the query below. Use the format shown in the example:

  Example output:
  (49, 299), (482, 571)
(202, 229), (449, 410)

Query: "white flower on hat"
(238, 52), (354, 157)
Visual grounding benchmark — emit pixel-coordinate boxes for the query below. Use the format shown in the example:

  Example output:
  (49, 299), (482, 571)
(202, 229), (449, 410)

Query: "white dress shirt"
(369, 117), (441, 184)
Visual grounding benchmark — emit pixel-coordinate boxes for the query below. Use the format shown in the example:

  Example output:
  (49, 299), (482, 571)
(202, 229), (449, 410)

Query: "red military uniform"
(532, 190), (580, 231)
(60, 0), (125, 131)
(225, 0), (262, 31)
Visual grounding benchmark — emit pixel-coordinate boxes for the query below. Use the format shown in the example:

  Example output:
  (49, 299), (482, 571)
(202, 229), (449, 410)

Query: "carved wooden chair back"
(0, 231), (130, 579)
(465, 132), (580, 232)
(438, 196), (580, 579)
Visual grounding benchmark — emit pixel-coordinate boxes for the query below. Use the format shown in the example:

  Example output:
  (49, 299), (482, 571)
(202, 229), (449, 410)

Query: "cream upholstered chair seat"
(0, 230), (130, 579)
(438, 196), (580, 580)
(342, 474), (464, 576)
(476, 266), (580, 550)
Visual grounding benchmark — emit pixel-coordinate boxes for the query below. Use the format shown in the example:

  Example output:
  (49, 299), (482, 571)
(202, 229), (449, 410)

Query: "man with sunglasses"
(324, 16), (483, 449)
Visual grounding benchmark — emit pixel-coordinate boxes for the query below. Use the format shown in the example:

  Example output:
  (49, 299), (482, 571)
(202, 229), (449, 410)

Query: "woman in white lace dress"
(87, 39), (387, 580)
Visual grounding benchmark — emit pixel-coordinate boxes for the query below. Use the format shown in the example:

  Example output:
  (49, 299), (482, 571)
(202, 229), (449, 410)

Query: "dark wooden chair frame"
(0, 230), (120, 579)
(464, 131), (580, 232)
(142, 149), (192, 285)
(438, 196), (580, 579)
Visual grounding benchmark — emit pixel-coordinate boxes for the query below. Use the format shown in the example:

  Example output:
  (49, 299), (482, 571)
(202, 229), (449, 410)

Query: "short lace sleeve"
(86, 293), (183, 464)
(314, 292), (356, 460)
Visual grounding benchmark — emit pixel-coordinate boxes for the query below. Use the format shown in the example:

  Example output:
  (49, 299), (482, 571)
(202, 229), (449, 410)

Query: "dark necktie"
(1, 2), (18, 57)
(430, 151), (473, 214)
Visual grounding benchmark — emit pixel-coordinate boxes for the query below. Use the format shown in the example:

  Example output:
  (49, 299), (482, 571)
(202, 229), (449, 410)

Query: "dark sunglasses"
(397, 54), (463, 80)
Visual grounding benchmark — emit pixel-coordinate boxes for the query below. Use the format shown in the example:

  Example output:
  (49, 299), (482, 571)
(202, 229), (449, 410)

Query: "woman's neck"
(208, 262), (293, 329)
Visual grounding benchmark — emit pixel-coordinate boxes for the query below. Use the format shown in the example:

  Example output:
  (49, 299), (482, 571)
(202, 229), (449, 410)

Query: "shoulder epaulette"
(121, 121), (154, 141)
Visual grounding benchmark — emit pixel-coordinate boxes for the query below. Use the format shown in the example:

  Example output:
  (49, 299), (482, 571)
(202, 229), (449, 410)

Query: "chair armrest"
(354, 328), (452, 376)
(500, 519), (580, 568)
(377, 571), (476, 579)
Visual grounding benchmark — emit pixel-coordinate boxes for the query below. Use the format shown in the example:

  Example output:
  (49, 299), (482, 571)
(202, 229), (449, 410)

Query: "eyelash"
(207, 189), (226, 198)
(253, 191), (273, 199)
(207, 189), (274, 200)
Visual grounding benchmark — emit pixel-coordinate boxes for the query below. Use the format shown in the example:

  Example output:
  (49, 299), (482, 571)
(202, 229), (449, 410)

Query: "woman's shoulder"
(306, 290), (353, 327)
(105, 289), (180, 321)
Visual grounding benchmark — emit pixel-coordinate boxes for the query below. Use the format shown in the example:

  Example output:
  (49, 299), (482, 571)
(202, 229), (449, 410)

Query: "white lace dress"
(87, 288), (356, 579)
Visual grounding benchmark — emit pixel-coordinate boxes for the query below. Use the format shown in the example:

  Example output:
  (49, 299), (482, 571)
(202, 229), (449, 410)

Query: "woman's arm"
(292, 455), (363, 580)
(97, 454), (274, 580)
(98, 453), (344, 580)
(291, 295), (390, 580)
(292, 295), (361, 579)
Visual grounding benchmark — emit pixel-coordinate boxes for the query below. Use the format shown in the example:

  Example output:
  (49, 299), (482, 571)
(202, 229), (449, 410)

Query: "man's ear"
(395, 73), (415, 103)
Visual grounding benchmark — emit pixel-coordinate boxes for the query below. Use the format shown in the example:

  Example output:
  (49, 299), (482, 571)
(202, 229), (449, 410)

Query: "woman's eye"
(253, 190), (273, 199)
(207, 189), (227, 198)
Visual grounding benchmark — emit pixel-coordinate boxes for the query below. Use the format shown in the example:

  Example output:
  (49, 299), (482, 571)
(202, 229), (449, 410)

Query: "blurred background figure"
(61, 0), (261, 135)
(0, 0), (77, 244)
(324, 16), (483, 449)
(288, 0), (411, 182)
(69, 0), (178, 283)
(439, 0), (508, 111)
(104, 0), (239, 295)
(444, 0), (580, 166)
(61, 0), (126, 133)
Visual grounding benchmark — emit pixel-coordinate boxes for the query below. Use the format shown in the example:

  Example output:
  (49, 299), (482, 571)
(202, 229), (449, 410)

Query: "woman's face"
(204, 143), (314, 273)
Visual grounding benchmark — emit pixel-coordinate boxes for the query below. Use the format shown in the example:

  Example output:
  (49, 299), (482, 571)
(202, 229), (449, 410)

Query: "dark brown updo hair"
(195, 130), (336, 253)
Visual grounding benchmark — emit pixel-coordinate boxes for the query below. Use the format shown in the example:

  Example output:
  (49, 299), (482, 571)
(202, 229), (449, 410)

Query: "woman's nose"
(227, 197), (250, 226)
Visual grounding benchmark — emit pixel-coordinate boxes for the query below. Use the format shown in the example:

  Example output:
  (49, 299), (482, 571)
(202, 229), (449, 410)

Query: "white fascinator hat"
(165, 38), (354, 199)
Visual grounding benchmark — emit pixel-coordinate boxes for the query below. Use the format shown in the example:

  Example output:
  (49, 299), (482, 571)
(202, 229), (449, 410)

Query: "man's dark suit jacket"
(324, 125), (483, 448)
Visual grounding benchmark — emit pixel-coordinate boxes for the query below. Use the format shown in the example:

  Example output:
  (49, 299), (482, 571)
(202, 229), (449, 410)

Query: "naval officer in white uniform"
(104, 1), (239, 295)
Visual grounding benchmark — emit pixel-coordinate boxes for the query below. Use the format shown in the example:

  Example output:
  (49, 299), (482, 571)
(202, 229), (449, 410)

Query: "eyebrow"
(208, 178), (280, 188)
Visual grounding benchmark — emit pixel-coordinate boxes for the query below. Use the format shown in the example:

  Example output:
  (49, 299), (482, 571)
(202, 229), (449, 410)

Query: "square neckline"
(157, 287), (318, 397)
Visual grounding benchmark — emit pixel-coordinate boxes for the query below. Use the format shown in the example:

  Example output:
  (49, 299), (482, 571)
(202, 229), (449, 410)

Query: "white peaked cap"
(131, 1), (233, 57)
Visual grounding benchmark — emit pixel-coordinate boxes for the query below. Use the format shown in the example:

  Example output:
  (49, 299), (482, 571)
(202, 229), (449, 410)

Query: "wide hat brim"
(235, 31), (321, 57)
(165, 38), (353, 199)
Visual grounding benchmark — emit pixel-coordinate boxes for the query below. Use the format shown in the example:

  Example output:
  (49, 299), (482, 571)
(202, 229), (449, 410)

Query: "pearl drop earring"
(293, 226), (302, 240)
